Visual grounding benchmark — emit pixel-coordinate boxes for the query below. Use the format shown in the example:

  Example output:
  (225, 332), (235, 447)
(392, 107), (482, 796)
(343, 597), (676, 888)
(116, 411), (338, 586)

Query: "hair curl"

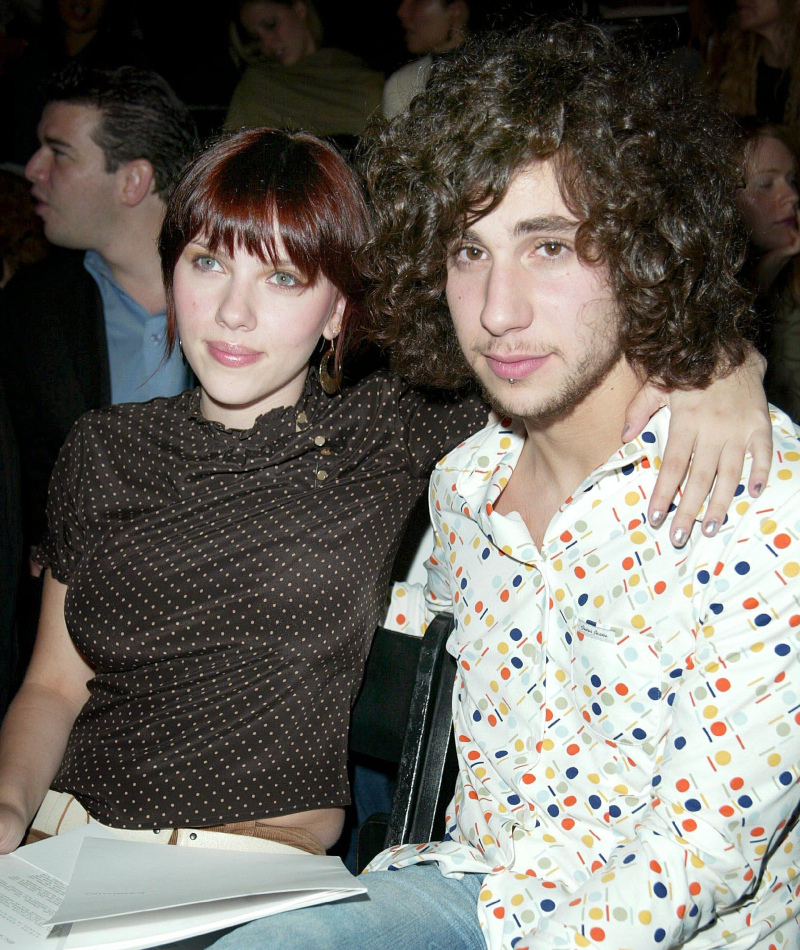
(361, 19), (754, 390)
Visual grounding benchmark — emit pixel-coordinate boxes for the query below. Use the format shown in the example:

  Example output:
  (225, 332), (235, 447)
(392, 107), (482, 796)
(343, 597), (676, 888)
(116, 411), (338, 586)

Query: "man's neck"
(94, 203), (167, 315)
(494, 359), (643, 548)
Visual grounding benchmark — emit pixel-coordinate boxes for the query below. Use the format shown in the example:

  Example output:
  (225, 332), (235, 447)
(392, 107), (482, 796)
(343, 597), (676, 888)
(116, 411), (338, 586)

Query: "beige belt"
(27, 790), (325, 855)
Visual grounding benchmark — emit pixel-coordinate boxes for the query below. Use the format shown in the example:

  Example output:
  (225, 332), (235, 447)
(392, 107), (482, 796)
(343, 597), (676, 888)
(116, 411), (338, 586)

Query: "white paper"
(0, 850), (70, 947)
(0, 830), (366, 950)
(51, 837), (362, 923)
(21, 824), (120, 883)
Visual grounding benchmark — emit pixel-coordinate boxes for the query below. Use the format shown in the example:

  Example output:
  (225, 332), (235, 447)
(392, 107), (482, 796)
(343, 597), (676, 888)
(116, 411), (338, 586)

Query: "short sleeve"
(35, 418), (89, 584)
(397, 388), (487, 478)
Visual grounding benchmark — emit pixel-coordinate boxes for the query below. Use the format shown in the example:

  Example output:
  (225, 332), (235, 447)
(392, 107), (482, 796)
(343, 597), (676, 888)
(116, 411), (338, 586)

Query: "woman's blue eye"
(197, 256), (218, 270)
(273, 271), (297, 286)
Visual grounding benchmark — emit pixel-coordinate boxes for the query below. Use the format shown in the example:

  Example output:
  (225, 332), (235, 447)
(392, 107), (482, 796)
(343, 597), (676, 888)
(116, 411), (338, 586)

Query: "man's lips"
(206, 341), (263, 367)
(30, 191), (49, 214)
(485, 354), (551, 380)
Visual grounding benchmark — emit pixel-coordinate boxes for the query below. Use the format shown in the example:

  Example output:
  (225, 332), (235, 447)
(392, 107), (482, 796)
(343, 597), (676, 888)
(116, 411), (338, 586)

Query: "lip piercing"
(508, 378), (516, 385)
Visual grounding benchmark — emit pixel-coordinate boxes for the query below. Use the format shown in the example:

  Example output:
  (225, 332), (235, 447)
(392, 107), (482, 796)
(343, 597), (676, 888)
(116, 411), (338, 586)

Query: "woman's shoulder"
(67, 392), (196, 449)
(312, 46), (380, 73)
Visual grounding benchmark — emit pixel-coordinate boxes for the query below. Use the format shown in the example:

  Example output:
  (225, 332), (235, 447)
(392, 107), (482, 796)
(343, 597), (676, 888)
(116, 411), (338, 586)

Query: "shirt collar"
(184, 367), (335, 447)
(83, 250), (168, 318)
(452, 406), (674, 535)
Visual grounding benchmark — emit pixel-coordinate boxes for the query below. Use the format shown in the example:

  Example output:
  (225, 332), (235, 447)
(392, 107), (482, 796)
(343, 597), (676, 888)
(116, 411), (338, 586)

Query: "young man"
(228, 21), (800, 950)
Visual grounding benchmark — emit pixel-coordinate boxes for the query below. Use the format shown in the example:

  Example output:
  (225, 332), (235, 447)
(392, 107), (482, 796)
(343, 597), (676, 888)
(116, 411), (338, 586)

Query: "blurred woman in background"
(225, 0), (382, 147)
(738, 119), (800, 419)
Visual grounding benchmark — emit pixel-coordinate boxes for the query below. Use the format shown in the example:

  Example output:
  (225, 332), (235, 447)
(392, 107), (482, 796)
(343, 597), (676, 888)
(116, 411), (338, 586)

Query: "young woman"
(0, 128), (773, 857)
(738, 120), (800, 419)
(225, 1), (382, 141)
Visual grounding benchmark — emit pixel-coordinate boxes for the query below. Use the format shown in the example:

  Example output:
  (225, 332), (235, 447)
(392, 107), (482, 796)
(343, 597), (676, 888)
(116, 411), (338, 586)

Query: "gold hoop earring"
(319, 338), (341, 394)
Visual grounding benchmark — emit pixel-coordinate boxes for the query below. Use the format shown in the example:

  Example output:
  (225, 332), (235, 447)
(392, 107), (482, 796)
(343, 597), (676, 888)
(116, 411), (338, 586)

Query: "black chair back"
(350, 614), (457, 869)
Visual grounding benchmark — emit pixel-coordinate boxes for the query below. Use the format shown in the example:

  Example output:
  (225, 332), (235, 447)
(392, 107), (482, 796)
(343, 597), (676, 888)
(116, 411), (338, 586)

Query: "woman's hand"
(623, 348), (772, 547)
(0, 802), (28, 854)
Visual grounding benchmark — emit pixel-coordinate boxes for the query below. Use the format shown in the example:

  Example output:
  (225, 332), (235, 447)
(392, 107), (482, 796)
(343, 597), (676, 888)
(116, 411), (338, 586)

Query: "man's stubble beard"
(473, 321), (625, 429)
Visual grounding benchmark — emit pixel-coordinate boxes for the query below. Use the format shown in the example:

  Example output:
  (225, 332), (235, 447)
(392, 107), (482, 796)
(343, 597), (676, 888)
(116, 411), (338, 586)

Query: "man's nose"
(479, 263), (535, 336)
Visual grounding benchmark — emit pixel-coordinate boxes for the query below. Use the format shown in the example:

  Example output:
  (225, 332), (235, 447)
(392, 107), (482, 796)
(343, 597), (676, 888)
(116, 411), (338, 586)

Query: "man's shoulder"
(760, 406), (800, 502)
(386, 55), (433, 91)
(4, 250), (98, 309)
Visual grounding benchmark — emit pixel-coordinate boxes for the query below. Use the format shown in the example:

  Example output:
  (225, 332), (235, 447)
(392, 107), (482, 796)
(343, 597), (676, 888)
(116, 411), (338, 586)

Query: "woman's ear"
(322, 293), (348, 340)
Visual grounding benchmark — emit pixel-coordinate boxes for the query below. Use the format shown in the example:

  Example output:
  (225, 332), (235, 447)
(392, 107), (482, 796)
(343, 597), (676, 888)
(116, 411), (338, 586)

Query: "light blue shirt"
(84, 251), (190, 404)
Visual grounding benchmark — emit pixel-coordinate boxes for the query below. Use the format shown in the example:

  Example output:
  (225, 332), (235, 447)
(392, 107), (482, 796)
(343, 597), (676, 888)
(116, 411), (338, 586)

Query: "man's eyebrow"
(42, 135), (73, 150)
(458, 214), (579, 246)
(514, 214), (578, 236)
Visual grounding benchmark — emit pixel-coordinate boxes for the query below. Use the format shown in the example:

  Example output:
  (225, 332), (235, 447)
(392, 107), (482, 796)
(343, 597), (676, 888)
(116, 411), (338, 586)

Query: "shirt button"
(314, 435), (326, 447)
(150, 333), (160, 343)
(296, 412), (308, 425)
(316, 470), (328, 482)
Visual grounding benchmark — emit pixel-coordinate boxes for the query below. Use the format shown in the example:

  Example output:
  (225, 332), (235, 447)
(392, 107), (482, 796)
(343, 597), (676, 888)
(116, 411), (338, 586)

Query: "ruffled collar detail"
(178, 372), (338, 466)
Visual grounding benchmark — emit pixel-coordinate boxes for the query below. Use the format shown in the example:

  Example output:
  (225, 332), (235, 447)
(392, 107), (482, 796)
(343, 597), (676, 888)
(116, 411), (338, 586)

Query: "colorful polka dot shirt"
(375, 407), (800, 950)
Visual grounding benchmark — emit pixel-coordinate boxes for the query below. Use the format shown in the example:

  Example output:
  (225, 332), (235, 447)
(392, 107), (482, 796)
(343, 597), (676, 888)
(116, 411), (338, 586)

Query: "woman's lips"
(486, 354), (550, 379)
(206, 341), (263, 367)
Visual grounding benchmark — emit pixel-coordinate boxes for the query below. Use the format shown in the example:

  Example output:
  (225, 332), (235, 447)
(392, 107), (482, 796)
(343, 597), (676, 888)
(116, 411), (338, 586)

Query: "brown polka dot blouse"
(37, 371), (484, 829)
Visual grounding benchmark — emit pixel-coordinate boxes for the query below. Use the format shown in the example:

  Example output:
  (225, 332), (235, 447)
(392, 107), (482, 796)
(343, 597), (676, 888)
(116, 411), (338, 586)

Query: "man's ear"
(118, 158), (157, 207)
(448, 0), (469, 33)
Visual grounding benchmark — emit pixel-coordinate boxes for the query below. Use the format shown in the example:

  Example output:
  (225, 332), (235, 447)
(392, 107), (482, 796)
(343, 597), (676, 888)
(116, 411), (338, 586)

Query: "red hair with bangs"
(159, 127), (370, 363)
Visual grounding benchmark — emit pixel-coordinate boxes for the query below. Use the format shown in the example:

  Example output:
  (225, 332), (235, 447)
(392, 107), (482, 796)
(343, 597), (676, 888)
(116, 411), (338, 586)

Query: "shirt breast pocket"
(569, 622), (664, 749)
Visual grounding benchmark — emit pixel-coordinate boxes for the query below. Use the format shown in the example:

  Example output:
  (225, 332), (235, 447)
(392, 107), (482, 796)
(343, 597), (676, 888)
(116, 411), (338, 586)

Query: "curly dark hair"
(361, 19), (754, 390)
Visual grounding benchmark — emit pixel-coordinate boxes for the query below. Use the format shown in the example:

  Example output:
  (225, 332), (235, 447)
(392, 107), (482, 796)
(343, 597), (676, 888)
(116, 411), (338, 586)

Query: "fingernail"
(672, 527), (687, 547)
(752, 482), (763, 497)
(702, 520), (719, 537)
(650, 509), (664, 526)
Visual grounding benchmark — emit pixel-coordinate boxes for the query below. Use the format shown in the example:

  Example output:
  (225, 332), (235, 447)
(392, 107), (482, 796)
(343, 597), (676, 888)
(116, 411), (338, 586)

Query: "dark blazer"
(1, 249), (110, 550)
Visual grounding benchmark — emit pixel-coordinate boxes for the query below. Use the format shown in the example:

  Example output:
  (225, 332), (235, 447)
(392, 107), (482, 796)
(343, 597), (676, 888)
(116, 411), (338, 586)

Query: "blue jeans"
(208, 864), (487, 950)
